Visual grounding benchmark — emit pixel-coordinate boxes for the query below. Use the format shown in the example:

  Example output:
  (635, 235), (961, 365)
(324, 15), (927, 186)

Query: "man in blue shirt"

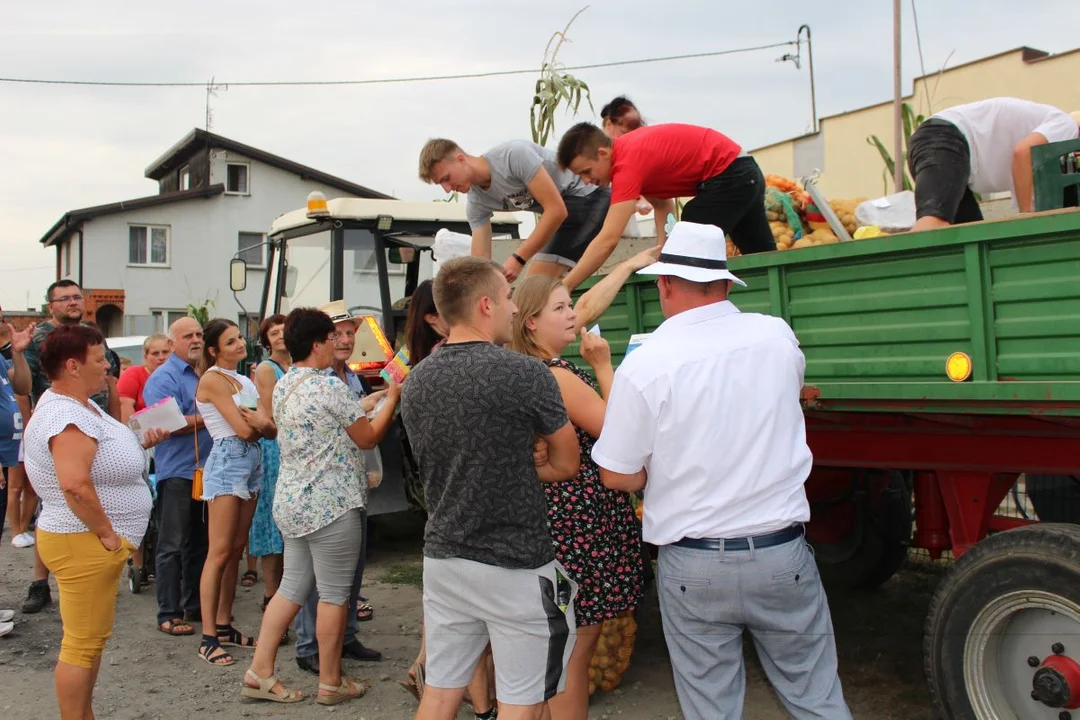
(143, 317), (212, 636)
(293, 303), (385, 673)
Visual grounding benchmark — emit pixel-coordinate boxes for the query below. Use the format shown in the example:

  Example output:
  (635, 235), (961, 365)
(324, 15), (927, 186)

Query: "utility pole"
(893, 0), (904, 191)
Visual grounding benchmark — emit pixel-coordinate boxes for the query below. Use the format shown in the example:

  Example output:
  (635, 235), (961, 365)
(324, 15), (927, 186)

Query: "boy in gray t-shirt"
(418, 138), (611, 282)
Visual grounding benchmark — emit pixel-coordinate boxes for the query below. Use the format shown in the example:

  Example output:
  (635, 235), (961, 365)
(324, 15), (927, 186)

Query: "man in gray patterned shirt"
(401, 256), (581, 720)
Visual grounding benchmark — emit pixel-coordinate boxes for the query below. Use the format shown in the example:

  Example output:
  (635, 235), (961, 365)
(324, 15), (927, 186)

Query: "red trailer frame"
(800, 390), (1080, 558)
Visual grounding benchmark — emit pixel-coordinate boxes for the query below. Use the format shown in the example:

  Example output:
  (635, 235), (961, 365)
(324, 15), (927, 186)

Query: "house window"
(179, 166), (191, 191)
(238, 232), (265, 268)
(152, 309), (189, 333)
(63, 239), (72, 276)
(129, 225), (169, 267)
(348, 230), (404, 276)
(226, 163), (249, 194)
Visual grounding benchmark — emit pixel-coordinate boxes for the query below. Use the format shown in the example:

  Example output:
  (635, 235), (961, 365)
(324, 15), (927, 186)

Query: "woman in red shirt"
(117, 334), (171, 423)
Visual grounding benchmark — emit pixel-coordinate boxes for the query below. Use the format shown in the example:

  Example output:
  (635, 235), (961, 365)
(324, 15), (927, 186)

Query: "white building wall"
(77, 153), (407, 335)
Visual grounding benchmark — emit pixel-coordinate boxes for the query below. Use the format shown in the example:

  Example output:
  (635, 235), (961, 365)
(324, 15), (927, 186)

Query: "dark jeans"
(908, 118), (983, 225)
(155, 477), (208, 625)
(294, 512), (368, 658)
(682, 156), (776, 255)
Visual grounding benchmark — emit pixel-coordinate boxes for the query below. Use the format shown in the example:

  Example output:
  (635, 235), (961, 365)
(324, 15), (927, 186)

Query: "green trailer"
(568, 207), (1080, 719)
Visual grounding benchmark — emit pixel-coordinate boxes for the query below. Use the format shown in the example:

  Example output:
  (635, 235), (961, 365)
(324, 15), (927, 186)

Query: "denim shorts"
(201, 436), (263, 501)
(908, 118), (983, 224)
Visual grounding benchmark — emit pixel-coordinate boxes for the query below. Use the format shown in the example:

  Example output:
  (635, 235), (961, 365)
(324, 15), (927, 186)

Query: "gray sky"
(1, 0), (1077, 310)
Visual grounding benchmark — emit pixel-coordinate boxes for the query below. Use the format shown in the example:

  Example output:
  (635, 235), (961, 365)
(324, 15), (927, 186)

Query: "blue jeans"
(294, 511), (367, 658)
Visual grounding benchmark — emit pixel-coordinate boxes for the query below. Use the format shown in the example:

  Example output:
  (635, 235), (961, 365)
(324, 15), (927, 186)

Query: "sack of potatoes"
(587, 612), (638, 695)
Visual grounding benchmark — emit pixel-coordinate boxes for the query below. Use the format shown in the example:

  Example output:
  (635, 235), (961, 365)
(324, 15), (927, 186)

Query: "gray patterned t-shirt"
(465, 139), (597, 230)
(400, 341), (568, 569)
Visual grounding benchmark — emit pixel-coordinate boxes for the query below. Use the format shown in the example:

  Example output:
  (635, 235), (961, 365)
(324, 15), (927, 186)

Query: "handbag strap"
(278, 372), (320, 417)
(193, 412), (202, 469)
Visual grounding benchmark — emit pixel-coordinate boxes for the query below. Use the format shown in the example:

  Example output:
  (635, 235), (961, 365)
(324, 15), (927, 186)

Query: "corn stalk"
(186, 298), (215, 327)
(867, 102), (925, 194)
(529, 7), (593, 147)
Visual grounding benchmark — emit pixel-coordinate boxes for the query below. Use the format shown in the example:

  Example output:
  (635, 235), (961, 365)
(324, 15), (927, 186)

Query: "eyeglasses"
(50, 294), (84, 304)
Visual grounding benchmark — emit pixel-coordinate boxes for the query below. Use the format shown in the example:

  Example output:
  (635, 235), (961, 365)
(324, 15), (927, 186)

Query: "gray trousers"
(293, 510), (367, 658)
(657, 536), (851, 720)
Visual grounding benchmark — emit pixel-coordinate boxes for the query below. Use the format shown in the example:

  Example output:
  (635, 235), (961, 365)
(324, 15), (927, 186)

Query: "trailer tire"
(925, 523), (1080, 719)
(812, 469), (912, 590)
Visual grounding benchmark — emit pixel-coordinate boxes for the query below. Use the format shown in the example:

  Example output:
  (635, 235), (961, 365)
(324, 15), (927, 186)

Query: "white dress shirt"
(591, 300), (812, 546)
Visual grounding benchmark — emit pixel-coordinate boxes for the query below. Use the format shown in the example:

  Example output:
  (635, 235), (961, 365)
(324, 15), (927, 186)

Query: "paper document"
(129, 396), (187, 443)
(625, 333), (652, 356)
(587, 324), (601, 337)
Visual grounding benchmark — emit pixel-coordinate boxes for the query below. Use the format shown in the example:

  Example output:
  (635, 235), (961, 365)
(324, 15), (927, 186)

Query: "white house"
(38, 129), (396, 337)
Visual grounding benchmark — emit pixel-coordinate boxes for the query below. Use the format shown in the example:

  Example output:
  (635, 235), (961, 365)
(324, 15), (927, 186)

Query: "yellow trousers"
(36, 530), (133, 668)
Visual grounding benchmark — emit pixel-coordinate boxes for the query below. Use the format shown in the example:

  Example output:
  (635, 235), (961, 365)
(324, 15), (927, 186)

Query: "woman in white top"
(23, 324), (168, 720)
(194, 318), (275, 667)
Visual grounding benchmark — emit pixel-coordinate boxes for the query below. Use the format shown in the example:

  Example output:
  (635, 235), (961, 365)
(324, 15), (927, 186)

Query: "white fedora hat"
(636, 221), (746, 286)
(317, 299), (363, 326)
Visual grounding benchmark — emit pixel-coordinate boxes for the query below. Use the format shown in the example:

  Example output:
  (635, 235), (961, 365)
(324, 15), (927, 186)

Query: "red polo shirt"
(609, 123), (742, 204)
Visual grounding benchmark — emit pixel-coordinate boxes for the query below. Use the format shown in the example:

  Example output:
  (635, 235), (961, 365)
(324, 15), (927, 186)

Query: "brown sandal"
(158, 618), (194, 636)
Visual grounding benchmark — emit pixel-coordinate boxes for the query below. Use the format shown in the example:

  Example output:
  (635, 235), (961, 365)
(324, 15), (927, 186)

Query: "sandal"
(356, 601), (374, 622)
(240, 668), (303, 703)
(158, 618), (194, 636)
(398, 660), (425, 702)
(216, 624), (257, 649)
(240, 570), (258, 587)
(317, 677), (367, 706)
(198, 637), (235, 666)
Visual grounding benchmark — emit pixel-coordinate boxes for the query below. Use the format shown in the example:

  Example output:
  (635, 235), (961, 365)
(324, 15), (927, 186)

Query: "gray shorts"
(532, 188), (611, 268)
(277, 508), (363, 607)
(423, 556), (578, 705)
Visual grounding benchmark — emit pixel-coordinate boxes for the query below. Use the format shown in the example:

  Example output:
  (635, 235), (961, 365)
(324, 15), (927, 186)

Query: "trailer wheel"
(925, 523), (1080, 719)
(810, 469), (912, 590)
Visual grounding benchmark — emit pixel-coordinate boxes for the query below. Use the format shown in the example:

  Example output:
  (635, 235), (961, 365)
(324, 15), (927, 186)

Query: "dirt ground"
(0, 525), (943, 720)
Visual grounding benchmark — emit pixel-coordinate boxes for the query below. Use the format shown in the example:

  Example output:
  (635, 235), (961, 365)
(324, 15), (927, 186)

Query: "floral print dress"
(544, 358), (646, 627)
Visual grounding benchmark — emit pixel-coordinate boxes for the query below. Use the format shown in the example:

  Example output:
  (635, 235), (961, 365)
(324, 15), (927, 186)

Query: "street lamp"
(778, 25), (818, 135)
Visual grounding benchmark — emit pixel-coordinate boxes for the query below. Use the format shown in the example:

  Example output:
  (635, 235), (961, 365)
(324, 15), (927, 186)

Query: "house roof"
(39, 184), (225, 247)
(144, 128), (393, 200)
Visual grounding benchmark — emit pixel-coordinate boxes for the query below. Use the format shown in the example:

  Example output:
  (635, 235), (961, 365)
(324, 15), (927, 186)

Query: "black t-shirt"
(400, 341), (568, 569)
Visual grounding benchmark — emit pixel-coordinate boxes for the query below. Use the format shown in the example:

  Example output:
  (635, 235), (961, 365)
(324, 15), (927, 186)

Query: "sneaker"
(11, 532), (34, 549)
(22, 580), (52, 614)
(0, 621), (13, 638)
(0, 609), (14, 623)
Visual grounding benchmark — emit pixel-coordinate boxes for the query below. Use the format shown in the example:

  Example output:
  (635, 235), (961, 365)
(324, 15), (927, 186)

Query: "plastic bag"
(764, 188), (804, 239)
(855, 191), (917, 233)
(364, 447), (383, 490)
(432, 228), (473, 276)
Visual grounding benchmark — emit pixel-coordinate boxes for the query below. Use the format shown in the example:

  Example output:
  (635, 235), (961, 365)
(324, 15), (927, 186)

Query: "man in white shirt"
(592, 221), (850, 720)
(908, 97), (1080, 232)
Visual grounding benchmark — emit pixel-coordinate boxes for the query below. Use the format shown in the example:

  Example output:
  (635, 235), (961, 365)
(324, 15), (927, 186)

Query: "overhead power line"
(0, 40), (795, 89)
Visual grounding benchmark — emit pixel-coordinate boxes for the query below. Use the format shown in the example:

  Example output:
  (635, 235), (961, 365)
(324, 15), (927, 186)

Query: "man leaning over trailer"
(555, 121), (776, 291)
(908, 98), (1080, 233)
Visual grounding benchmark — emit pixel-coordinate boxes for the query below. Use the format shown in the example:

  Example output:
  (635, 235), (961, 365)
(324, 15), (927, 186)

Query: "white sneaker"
(11, 532), (34, 549)
(0, 610), (13, 623)
(0, 621), (13, 638)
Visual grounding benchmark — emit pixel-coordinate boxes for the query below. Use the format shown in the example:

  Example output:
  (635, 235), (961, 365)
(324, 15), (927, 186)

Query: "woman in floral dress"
(249, 314), (289, 609)
(508, 249), (657, 720)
